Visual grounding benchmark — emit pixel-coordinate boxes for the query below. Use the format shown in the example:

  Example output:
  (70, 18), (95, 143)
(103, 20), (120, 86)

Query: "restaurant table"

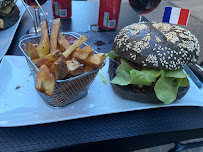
(3, 1), (203, 152)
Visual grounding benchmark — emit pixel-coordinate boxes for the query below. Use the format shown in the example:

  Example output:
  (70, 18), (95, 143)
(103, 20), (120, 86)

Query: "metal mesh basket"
(19, 32), (102, 108)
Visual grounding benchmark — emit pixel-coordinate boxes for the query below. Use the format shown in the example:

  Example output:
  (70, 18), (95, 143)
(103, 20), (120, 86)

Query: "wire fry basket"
(19, 32), (103, 108)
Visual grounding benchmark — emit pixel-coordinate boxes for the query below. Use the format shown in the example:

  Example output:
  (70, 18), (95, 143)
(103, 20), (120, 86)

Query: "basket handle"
(20, 0), (49, 35)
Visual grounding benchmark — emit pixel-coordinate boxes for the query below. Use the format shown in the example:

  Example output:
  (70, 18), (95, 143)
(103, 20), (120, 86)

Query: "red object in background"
(52, 0), (72, 18)
(129, 0), (161, 15)
(98, 0), (121, 30)
(26, 0), (47, 8)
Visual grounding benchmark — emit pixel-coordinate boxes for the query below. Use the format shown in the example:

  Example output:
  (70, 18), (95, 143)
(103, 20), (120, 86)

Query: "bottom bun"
(108, 60), (190, 103)
(0, 4), (20, 30)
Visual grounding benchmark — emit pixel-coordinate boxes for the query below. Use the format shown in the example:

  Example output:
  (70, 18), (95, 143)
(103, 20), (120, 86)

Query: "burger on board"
(0, 0), (20, 30)
(108, 22), (200, 104)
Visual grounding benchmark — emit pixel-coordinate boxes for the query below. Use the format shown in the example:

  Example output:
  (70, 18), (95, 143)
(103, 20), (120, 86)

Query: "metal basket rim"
(18, 32), (105, 83)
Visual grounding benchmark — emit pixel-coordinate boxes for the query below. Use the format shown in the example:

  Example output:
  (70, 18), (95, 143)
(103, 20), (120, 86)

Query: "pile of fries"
(24, 18), (106, 96)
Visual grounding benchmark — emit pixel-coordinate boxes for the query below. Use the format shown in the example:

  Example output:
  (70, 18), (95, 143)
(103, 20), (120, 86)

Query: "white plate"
(0, 56), (202, 127)
(0, 0), (25, 60)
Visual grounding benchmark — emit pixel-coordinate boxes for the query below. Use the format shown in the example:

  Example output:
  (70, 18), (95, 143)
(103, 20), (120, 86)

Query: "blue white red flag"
(162, 7), (190, 26)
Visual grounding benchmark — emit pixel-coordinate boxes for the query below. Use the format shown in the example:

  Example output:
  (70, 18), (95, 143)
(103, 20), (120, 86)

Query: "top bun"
(112, 22), (200, 70)
(0, 0), (14, 8)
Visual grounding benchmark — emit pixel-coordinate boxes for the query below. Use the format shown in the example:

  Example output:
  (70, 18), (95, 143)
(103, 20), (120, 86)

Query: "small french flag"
(162, 7), (190, 26)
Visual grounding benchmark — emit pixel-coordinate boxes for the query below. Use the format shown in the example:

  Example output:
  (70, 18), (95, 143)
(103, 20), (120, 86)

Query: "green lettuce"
(179, 78), (189, 87)
(111, 61), (133, 86)
(107, 51), (120, 59)
(130, 68), (162, 86)
(111, 71), (131, 86)
(110, 59), (189, 104)
(154, 72), (183, 104)
(165, 70), (189, 78)
(98, 73), (107, 84)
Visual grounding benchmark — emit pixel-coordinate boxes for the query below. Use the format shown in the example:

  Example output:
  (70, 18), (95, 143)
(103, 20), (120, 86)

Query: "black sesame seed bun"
(0, 0), (14, 8)
(108, 59), (190, 103)
(112, 22), (200, 70)
(0, 1), (20, 30)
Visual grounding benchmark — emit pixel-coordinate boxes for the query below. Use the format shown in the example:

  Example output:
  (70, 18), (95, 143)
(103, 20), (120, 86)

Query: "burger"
(108, 22), (200, 104)
(0, 0), (20, 30)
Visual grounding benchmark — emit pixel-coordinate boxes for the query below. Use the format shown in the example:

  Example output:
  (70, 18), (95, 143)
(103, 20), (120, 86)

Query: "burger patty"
(0, 4), (20, 30)
(108, 59), (190, 103)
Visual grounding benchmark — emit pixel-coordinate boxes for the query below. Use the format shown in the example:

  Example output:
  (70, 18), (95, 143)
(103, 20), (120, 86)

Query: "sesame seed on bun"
(112, 22), (200, 70)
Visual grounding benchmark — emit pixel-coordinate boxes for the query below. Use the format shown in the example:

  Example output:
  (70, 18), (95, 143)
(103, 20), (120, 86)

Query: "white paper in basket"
(0, 56), (202, 127)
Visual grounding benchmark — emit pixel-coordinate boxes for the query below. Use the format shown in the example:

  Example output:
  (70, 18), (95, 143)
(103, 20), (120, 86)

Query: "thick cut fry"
(68, 47), (80, 60)
(35, 64), (56, 96)
(62, 35), (87, 58)
(51, 57), (68, 80)
(32, 50), (62, 68)
(97, 53), (106, 63)
(36, 39), (49, 58)
(50, 18), (61, 53)
(57, 33), (70, 52)
(32, 58), (46, 68)
(73, 46), (94, 62)
(66, 60), (84, 76)
(0, 19), (4, 29)
(45, 49), (61, 66)
(36, 21), (50, 58)
(83, 65), (96, 73)
(25, 42), (39, 60)
(83, 53), (106, 69)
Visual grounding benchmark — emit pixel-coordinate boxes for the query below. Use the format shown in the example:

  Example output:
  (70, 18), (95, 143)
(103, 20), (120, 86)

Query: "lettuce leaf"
(116, 60), (133, 75)
(111, 60), (161, 86)
(110, 59), (189, 104)
(154, 74), (183, 104)
(98, 73), (107, 84)
(165, 70), (189, 78)
(107, 51), (120, 59)
(130, 68), (162, 86)
(111, 61), (133, 86)
(179, 78), (189, 87)
(111, 71), (131, 86)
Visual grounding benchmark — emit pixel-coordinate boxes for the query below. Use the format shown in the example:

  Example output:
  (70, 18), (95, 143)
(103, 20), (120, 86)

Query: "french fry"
(98, 53), (106, 63)
(35, 64), (56, 96)
(57, 33), (70, 52)
(25, 42), (39, 60)
(68, 47), (80, 60)
(83, 53), (106, 69)
(51, 57), (68, 80)
(83, 65), (96, 73)
(66, 60), (84, 76)
(0, 19), (4, 29)
(44, 49), (61, 67)
(32, 58), (46, 68)
(73, 46), (94, 62)
(32, 50), (62, 68)
(36, 21), (50, 58)
(50, 18), (61, 53)
(62, 35), (87, 58)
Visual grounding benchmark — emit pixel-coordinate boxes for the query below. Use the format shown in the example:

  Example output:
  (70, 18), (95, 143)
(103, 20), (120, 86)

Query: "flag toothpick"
(162, 7), (190, 26)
